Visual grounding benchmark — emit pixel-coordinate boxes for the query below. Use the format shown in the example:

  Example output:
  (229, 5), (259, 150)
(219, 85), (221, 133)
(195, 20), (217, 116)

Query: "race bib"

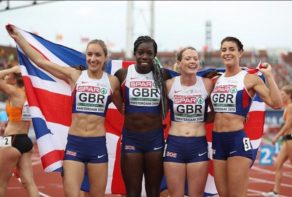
(212, 85), (237, 112)
(75, 85), (108, 113)
(22, 102), (31, 121)
(1, 136), (12, 147)
(243, 137), (252, 151)
(129, 81), (160, 107)
(173, 95), (205, 122)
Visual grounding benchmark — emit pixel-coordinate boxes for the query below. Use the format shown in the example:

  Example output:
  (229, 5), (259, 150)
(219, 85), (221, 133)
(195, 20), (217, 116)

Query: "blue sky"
(1, 1), (291, 52)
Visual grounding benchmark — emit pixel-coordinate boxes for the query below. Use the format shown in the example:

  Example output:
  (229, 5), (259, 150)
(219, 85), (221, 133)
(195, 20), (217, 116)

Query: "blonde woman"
(7, 25), (123, 197)
(163, 47), (213, 197)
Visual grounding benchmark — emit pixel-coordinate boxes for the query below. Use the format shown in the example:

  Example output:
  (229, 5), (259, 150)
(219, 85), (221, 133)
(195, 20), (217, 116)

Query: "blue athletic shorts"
(64, 134), (108, 163)
(212, 130), (254, 161)
(121, 128), (164, 153)
(163, 135), (209, 163)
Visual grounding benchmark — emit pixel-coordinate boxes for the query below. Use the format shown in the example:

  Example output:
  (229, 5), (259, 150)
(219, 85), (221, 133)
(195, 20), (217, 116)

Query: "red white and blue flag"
(13, 26), (265, 196)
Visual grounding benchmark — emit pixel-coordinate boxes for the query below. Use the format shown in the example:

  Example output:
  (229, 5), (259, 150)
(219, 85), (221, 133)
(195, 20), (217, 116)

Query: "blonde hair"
(282, 85), (292, 100)
(173, 63), (180, 73)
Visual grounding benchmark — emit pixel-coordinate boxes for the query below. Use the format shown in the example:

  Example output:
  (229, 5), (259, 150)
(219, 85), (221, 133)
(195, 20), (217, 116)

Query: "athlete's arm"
(0, 66), (20, 97)
(109, 75), (124, 114)
(6, 24), (80, 85)
(203, 77), (215, 123)
(272, 105), (292, 144)
(246, 63), (282, 109)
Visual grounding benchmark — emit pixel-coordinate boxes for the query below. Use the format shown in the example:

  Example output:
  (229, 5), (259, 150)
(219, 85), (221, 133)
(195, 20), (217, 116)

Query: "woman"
(263, 85), (292, 197)
(163, 47), (213, 197)
(7, 25), (123, 197)
(115, 35), (171, 197)
(0, 65), (39, 197)
(211, 36), (282, 197)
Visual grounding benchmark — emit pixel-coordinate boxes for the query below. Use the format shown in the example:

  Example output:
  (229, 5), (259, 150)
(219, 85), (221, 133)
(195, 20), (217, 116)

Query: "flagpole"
(125, 1), (134, 59)
(150, 1), (154, 38)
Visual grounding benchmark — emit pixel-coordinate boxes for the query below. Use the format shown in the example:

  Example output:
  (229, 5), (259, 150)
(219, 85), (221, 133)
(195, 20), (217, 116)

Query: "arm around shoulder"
(114, 68), (127, 84)
(109, 75), (124, 114)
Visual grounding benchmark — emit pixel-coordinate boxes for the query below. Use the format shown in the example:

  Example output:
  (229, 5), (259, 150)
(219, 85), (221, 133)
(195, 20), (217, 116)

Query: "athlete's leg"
(285, 140), (292, 163)
(87, 162), (108, 197)
(63, 160), (85, 197)
(121, 153), (144, 197)
(0, 147), (20, 196)
(144, 151), (164, 197)
(273, 142), (288, 193)
(213, 159), (227, 197)
(227, 156), (252, 197)
(17, 150), (39, 197)
(164, 162), (185, 197)
(187, 161), (209, 197)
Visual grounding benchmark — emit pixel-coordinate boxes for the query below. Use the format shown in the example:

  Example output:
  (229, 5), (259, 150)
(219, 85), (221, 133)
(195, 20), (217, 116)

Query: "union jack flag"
(13, 26), (265, 196)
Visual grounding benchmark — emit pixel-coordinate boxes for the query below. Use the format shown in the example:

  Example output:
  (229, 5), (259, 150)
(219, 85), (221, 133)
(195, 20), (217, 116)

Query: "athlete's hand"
(272, 136), (278, 145)
(257, 62), (273, 77)
(6, 24), (19, 40)
(11, 66), (21, 74)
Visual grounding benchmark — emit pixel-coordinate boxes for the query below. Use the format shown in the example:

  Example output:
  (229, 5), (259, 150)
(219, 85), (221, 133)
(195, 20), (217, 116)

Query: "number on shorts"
(3, 136), (12, 147)
(243, 137), (252, 151)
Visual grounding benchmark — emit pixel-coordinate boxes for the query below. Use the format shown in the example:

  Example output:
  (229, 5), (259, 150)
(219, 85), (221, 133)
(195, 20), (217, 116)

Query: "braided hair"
(133, 36), (166, 118)
(152, 58), (167, 119)
(133, 36), (157, 56)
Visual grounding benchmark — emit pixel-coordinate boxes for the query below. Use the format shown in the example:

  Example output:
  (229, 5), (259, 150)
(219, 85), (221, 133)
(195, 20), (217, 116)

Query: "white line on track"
(16, 173), (51, 197)
(249, 177), (292, 188)
(251, 166), (292, 178)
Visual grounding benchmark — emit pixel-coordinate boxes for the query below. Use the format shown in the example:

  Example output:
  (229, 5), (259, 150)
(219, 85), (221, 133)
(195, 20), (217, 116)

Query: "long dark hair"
(153, 58), (167, 119)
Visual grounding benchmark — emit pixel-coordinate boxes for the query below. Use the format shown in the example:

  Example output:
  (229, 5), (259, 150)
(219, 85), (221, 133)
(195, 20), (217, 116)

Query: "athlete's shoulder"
(114, 68), (128, 82)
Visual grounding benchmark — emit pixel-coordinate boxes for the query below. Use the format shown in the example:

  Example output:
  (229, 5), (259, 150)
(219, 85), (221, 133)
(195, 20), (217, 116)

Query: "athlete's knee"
(145, 187), (160, 197)
(89, 187), (106, 197)
(20, 178), (34, 190)
(0, 183), (8, 197)
(216, 189), (228, 197)
(64, 188), (79, 197)
(228, 192), (244, 197)
(126, 192), (141, 197)
(125, 188), (142, 197)
(274, 160), (284, 171)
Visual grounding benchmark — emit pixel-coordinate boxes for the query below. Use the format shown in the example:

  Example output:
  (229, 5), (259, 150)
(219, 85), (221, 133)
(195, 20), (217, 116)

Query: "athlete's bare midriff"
(213, 112), (246, 132)
(4, 121), (30, 136)
(124, 113), (163, 132)
(168, 121), (206, 137)
(69, 113), (106, 136)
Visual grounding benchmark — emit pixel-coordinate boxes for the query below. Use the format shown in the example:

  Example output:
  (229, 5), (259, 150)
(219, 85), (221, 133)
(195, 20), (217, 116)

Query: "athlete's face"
(281, 90), (291, 105)
(134, 42), (155, 73)
(4, 73), (16, 85)
(178, 49), (200, 75)
(220, 41), (243, 68)
(86, 43), (106, 73)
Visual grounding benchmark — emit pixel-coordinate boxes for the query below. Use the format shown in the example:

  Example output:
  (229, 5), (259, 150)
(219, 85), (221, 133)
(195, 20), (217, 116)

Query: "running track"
(7, 140), (292, 197)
